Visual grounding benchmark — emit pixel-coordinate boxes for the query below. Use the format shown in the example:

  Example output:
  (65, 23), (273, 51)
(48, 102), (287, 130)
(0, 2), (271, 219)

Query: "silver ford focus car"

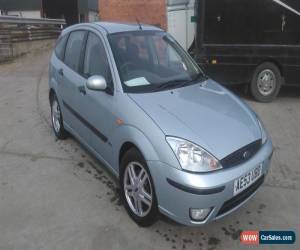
(49, 22), (273, 226)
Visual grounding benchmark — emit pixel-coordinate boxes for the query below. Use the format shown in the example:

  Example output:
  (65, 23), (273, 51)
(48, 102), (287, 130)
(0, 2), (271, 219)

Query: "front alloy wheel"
(124, 162), (153, 217)
(120, 148), (158, 227)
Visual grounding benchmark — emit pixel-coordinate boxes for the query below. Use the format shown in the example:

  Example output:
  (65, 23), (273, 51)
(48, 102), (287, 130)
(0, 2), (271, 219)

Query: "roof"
(95, 22), (163, 34)
(61, 21), (164, 37)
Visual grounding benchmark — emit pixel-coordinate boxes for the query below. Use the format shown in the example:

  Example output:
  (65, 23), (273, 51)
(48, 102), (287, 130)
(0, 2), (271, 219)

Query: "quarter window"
(64, 31), (85, 72)
(55, 34), (68, 61)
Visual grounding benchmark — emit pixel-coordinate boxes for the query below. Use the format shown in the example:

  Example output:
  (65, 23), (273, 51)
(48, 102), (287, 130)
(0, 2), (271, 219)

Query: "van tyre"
(50, 94), (68, 140)
(120, 148), (158, 227)
(250, 62), (282, 102)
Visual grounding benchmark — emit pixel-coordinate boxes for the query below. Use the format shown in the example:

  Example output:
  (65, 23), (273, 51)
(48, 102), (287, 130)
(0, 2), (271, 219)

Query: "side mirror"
(86, 75), (107, 91)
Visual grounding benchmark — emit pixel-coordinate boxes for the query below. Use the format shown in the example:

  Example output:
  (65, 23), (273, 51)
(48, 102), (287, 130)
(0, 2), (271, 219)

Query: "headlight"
(257, 118), (267, 144)
(166, 137), (222, 173)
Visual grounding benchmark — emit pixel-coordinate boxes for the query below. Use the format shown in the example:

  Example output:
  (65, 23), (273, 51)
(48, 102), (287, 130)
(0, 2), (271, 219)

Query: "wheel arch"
(49, 88), (56, 104)
(119, 142), (139, 167)
(111, 125), (163, 175)
(255, 59), (284, 79)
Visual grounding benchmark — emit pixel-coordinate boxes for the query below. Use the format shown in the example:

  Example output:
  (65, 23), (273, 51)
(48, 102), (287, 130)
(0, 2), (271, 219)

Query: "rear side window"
(64, 31), (86, 72)
(55, 34), (68, 61)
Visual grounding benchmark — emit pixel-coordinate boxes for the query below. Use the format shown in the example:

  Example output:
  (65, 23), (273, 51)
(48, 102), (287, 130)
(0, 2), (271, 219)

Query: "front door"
(77, 31), (117, 165)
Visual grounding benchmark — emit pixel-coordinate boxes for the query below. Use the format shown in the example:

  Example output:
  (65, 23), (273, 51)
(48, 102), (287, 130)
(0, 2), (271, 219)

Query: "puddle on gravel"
(58, 137), (269, 250)
(72, 150), (269, 250)
(153, 202), (268, 250)
(155, 227), (223, 250)
(221, 226), (242, 240)
(75, 159), (123, 207)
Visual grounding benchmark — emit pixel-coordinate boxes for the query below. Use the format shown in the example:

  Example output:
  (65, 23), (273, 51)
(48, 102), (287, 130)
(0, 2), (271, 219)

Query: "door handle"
(58, 68), (64, 76)
(78, 86), (86, 95)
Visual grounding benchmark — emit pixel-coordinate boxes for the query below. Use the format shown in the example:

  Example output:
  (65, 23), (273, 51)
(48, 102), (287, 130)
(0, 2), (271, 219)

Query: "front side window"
(83, 32), (112, 84)
(64, 31), (85, 72)
(109, 31), (203, 93)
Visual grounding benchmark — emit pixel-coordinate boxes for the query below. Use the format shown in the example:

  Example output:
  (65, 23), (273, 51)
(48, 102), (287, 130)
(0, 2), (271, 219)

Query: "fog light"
(189, 208), (212, 221)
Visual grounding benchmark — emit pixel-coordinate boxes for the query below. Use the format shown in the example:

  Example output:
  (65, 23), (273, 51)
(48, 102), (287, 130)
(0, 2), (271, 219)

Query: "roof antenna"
(136, 18), (143, 30)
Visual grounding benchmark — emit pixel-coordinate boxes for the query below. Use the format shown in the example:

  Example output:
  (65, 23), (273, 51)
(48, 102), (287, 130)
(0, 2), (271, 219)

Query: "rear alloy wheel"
(120, 148), (158, 227)
(250, 62), (282, 102)
(50, 94), (68, 139)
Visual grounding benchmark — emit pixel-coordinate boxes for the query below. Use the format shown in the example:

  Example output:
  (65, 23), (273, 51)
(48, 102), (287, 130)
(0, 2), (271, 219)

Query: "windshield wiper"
(153, 73), (208, 92)
(175, 73), (207, 87)
(153, 79), (189, 91)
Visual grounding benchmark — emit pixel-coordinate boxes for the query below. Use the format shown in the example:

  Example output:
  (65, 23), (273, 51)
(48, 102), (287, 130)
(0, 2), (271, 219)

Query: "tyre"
(50, 93), (68, 139)
(250, 62), (282, 102)
(120, 148), (158, 227)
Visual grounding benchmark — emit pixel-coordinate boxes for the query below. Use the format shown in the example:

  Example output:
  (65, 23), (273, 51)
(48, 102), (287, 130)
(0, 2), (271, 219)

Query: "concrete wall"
(12, 39), (55, 58)
(0, 39), (55, 63)
(0, 43), (12, 62)
(99, 0), (167, 30)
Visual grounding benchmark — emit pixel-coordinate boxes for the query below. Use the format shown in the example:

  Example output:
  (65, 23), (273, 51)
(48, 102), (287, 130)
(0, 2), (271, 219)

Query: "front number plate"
(233, 164), (262, 196)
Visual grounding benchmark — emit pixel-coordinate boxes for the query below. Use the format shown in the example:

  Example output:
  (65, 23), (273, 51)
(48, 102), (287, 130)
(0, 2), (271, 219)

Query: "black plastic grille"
(220, 140), (262, 169)
(216, 175), (264, 217)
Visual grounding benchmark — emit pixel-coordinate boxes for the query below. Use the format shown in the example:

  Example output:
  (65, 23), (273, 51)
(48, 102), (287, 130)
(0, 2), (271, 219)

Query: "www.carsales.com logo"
(240, 231), (259, 245)
(240, 231), (296, 245)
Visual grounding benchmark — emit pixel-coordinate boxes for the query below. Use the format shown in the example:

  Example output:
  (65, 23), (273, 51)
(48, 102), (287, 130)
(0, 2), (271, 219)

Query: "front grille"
(220, 140), (262, 169)
(216, 175), (264, 217)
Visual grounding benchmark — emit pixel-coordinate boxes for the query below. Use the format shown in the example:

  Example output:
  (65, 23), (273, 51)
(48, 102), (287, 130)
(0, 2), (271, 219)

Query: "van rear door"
(280, 0), (300, 85)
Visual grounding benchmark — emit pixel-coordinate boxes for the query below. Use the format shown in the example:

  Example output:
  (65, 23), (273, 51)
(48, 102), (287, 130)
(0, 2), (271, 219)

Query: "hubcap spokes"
(52, 100), (61, 132)
(257, 69), (276, 96)
(124, 162), (153, 217)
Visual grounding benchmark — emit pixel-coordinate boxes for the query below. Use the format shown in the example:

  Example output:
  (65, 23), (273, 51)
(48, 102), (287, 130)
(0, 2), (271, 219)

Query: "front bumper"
(148, 139), (273, 226)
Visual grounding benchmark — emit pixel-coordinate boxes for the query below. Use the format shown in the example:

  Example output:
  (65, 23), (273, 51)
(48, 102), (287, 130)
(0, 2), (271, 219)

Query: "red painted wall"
(99, 0), (167, 30)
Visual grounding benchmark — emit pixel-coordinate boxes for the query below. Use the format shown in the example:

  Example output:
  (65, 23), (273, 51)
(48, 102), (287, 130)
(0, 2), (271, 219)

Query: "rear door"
(281, 0), (300, 84)
(51, 33), (68, 105)
(200, 0), (286, 85)
(201, 0), (255, 84)
(58, 30), (89, 138)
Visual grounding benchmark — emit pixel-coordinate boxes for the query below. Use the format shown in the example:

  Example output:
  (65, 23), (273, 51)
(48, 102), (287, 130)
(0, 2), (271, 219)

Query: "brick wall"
(99, 0), (167, 30)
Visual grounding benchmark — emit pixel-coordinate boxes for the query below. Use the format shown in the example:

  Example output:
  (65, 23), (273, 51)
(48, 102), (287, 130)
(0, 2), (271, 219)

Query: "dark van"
(192, 0), (300, 102)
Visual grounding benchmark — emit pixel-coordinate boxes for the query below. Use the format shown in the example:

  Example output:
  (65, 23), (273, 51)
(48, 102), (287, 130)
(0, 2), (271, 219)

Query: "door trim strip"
(63, 101), (108, 143)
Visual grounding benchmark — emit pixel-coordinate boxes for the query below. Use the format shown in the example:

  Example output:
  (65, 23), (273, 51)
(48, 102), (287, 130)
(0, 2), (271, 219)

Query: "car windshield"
(109, 31), (205, 93)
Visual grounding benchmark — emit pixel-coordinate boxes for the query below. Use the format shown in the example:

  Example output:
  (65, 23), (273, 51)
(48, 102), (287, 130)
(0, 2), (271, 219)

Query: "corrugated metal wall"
(78, 0), (99, 13)
(0, 0), (41, 11)
(0, 0), (98, 13)
(77, 0), (88, 14)
(88, 0), (98, 11)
